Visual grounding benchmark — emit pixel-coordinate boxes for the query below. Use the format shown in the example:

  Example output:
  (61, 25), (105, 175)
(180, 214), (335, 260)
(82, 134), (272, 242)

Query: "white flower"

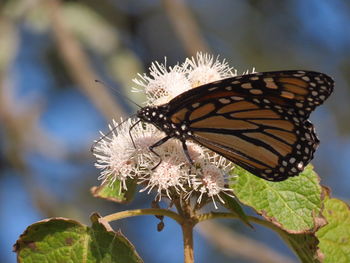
(185, 52), (236, 87)
(94, 52), (252, 208)
(138, 138), (206, 199)
(242, 68), (257, 75)
(190, 156), (235, 209)
(93, 119), (161, 190)
(132, 59), (190, 105)
(139, 154), (187, 200)
(93, 119), (138, 189)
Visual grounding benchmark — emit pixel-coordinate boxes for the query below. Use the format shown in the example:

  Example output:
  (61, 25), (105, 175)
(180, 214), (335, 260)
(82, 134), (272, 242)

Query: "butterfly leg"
(182, 141), (194, 165)
(129, 120), (141, 148)
(149, 135), (171, 170)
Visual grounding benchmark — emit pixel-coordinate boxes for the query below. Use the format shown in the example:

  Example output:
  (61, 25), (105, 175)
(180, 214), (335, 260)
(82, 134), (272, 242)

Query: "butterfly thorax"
(137, 105), (191, 140)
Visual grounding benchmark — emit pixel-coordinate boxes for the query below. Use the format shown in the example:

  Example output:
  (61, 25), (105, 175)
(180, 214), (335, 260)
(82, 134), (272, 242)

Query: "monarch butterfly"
(135, 70), (334, 181)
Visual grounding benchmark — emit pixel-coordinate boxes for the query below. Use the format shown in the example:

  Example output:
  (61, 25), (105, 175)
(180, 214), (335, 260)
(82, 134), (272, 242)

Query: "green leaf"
(221, 194), (254, 229)
(14, 213), (143, 263)
(91, 178), (137, 203)
(316, 196), (350, 263)
(230, 165), (325, 233)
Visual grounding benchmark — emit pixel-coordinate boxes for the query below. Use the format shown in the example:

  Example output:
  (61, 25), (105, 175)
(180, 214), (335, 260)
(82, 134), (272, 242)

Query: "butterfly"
(135, 70), (334, 181)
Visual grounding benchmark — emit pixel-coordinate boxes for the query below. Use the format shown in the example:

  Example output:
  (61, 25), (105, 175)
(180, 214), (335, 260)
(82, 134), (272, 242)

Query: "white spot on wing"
(241, 83), (253, 89)
(208, 87), (218, 91)
(249, 89), (263, 95)
(219, 98), (231, 104)
(192, 102), (200, 108)
(297, 162), (303, 169)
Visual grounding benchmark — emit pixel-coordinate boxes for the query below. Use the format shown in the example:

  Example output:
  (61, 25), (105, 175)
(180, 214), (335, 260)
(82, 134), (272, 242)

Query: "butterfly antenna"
(91, 115), (137, 153)
(95, 79), (142, 109)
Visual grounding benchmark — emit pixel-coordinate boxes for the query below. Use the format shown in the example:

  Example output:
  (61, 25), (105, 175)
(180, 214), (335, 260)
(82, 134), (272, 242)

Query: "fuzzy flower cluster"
(94, 53), (254, 208)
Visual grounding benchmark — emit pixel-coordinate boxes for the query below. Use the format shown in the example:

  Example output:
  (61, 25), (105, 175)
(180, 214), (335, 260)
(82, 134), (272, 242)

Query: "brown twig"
(46, 0), (126, 121)
(103, 208), (183, 224)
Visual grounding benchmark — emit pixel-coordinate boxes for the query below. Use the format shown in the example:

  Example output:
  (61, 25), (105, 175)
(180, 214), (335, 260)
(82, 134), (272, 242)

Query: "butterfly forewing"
(168, 70), (334, 120)
(138, 70), (333, 181)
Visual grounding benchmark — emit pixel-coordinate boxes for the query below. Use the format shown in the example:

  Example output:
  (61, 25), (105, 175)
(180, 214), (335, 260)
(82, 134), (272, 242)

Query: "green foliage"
(230, 165), (350, 262)
(316, 195), (350, 263)
(91, 178), (137, 203)
(14, 213), (142, 263)
(230, 165), (325, 233)
(14, 164), (350, 263)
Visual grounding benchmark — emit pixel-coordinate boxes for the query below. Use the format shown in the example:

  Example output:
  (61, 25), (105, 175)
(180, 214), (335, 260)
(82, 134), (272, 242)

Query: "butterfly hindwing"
(183, 96), (318, 181)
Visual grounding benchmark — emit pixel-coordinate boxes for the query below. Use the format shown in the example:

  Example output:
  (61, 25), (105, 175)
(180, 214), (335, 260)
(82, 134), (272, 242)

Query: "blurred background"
(1, 0), (349, 262)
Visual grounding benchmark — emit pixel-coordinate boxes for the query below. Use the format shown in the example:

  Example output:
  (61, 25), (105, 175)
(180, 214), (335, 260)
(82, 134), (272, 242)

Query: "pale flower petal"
(133, 59), (190, 105)
(185, 52), (236, 87)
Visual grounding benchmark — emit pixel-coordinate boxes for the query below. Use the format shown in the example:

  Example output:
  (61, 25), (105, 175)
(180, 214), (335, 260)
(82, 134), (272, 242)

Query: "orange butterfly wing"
(166, 70), (333, 181)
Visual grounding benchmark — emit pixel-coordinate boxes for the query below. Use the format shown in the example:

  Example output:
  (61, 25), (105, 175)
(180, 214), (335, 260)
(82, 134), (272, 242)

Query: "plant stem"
(197, 212), (238, 222)
(248, 216), (292, 243)
(197, 212), (292, 242)
(103, 203), (197, 262)
(173, 197), (196, 263)
(197, 212), (286, 236)
(181, 220), (195, 263)
(103, 208), (183, 224)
